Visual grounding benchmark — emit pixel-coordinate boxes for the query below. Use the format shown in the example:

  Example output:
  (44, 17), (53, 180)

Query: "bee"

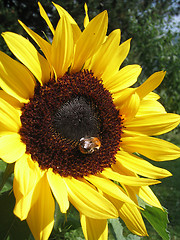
(79, 137), (101, 154)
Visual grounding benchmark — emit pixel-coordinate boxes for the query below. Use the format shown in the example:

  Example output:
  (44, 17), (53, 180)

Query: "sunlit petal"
(136, 99), (166, 116)
(137, 186), (163, 209)
(116, 151), (172, 179)
(53, 2), (81, 42)
(51, 16), (74, 78)
(0, 90), (22, 109)
(19, 20), (52, 80)
(27, 173), (55, 240)
(13, 154), (40, 220)
(38, 2), (55, 34)
(47, 169), (69, 213)
(89, 29), (121, 79)
(80, 214), (108, 240)
(84, 3), (89, 28)
(102, 38), (131, 80)
(0, 133), (26, 163)
(136, 71), (166, 99)
(125, 113), (180, 135)
(64, 177), (118, 219)
(106, 64), (141, 92)
(107, 194), (148, 236)
(2, 32), (50, 85)
(0, 51), (35, 103)
(118, 91), (140, 120)
(72, 11), (108, 72)
(101, 167), (160, 186)
(0, 97), (21, 132)
(85, 175), (138, 205)
(121, 136), (180, 161)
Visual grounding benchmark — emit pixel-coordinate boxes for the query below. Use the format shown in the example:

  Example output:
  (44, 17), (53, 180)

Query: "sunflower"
(0, 2), (180, 240)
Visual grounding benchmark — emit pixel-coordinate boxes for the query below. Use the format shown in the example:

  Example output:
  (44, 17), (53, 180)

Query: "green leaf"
(50, 202), (81, 239)
(54, 202), (81, 231)
(109, 219), (141, 240)
(66, 205), (81, 230)
(109, 218), (126, 240)
(0, 161), (14, 192)
(141, 205), (170, 240)
(53, 201), (65, 231)
(64, 227), (84, 240)
(126, 235), (141, 240)
(0, 190), (31, 240)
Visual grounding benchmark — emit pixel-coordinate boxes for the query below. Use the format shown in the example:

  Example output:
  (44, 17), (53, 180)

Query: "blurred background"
(0, 0), (180, 239)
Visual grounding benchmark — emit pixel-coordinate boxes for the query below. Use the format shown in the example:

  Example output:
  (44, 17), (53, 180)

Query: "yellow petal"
(136, 71), (166, 99)
(84, 3), (89, 28)
(104, 188), (148, 237)
(0, 133), (26, 163)
(112, 157), (137, 177)
(0, 90), (22, 109)
(101, 167), (160, 186)
(89, 29), (121, 79)
(27, 173), (55, 240)
(113, 88), (135, 106)
(14, 155), (39, 196)
(136, 99), (166, 116)
(72, 10), (108, 72)
(13, 154), (40, 220)
(53, 2), (81, 43)
(47, 169), (69, 213)
(112, 196), (147, 236)
(38, 2), (55, 35)
(64, 177), (118, 219)
(118, 91), (140, 120)
(2, 32), (50, 85)
(85, 175), (138, 206)
(122, 185), (138, 204)
(114, 88), (140, 121)
(19, 20), (52, 81)
(13, 190), (33, 221)
(143, 91), (160, 100)
(102, 38), (131, 81)
(137, 186), (163, 209)
(116, 151), (172, 179)
(0, 97), (21, 132)
(106, 65), (142, 92)
(122, 130), (146, 138)
(80, 214), (108, 240)
(0, 51), (35, 103)
(121, 136), (180, 161)
(51, 16), (74, 78)
(113, 84), (160, 107)
(117, 38), (131, 65)
(121, 207), (147, 236)
(125, 113), (180, 136)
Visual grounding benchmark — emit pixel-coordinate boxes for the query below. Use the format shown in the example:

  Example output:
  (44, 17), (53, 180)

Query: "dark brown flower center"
(20, 70), (122, 178)
(52, 96), (99, 141)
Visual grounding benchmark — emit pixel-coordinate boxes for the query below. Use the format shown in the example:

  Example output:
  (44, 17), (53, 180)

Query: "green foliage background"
(0, 0), (180, 239)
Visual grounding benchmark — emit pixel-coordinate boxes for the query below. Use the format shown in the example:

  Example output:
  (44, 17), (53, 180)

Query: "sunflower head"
(0, 2), (180, 240)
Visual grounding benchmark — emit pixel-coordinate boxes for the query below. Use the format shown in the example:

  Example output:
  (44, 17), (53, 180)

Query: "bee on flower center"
(79, 137), (101, 154)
